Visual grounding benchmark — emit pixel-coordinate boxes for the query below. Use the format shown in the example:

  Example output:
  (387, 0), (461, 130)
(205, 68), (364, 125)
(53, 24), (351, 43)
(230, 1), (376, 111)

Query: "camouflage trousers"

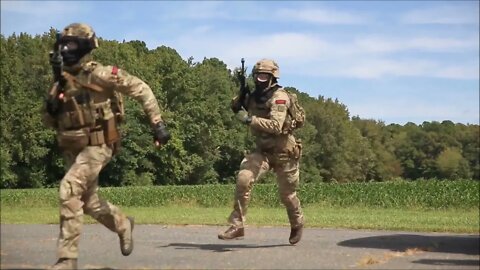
(57, 144), (129, 259)
(227, 151), (304, 229)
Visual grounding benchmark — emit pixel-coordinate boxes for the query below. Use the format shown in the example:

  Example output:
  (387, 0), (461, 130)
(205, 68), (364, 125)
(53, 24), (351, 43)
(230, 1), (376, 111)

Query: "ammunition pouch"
(292, 139), (302, 160)
(57, 98), (95, 130)
(87, 120), (120, 147)
(57, 99), (121, 152)
(102, 118), (120, 145)
(57, 129), (90, 151)
(95, 100), (120, 146)
(57, 119), (120, 152)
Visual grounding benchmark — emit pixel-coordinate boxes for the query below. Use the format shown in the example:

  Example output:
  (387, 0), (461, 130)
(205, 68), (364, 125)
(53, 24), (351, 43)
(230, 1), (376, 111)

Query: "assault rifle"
(46, 31), (65, 116)
(233, 58), (250, 113)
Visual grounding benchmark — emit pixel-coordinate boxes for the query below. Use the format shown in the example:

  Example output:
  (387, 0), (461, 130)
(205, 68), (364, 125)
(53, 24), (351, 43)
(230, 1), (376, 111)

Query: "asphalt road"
(1, 224), (478, 269)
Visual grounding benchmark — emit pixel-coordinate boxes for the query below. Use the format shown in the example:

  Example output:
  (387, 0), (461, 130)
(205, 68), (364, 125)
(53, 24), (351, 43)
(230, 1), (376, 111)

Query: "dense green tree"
(1, 31), (478, 188)
(352, 117), (402, 180)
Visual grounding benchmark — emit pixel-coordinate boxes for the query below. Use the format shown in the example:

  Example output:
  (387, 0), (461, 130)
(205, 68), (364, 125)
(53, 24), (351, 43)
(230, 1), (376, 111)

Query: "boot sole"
(218, 234), (244, 240)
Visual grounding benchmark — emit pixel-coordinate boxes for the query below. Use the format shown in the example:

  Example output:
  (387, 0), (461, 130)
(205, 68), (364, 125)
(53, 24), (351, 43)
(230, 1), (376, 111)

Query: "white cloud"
(172, 31), (329, 70)
(434, 66), (480, 80)
(349, 99), (479, 125)
(3, 1), (478, 82)
(275, 7), (370, 24)
(311, 58), (479, 80)
(150, 3), (370, 25)
(167, 29), (479, 80)
(1, 1), (91, 35)
(328, 59), (437, 79)
(355, 36), (478, 53)
(400, 5), (479, 25)
(156, 1), (233, 20)
(1, 1), (86, 16)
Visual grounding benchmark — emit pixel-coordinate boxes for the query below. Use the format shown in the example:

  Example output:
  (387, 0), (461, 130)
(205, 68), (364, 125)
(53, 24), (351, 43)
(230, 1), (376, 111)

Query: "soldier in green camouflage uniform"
(43, 23), (171, 269)
(218, 59), (304, 245)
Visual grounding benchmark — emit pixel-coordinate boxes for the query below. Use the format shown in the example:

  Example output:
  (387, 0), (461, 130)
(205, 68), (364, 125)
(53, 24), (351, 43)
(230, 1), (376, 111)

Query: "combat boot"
(289, 223), (303, 245)
(218, 226), (244, 240)
(119, 216), (134, 256)
(50, 258), (77, 270)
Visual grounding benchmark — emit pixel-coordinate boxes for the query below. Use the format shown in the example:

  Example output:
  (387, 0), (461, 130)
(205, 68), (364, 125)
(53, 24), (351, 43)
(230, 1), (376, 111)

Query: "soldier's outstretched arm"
(249, 90), (290, 135)
(92, 65), (170, 146)
(103, 66), (162, 124)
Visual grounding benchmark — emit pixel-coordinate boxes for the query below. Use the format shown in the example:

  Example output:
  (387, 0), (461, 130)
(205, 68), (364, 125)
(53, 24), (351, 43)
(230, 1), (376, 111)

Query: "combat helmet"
(253, 59), (280, 79)
(59, 23), (98, 49)
(55, 23), (98, 66)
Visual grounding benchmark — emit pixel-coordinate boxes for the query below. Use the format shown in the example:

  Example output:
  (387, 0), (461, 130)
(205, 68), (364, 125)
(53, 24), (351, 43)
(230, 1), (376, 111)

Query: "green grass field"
(2, 181), (478, 233)
(1, 205), (478, 233)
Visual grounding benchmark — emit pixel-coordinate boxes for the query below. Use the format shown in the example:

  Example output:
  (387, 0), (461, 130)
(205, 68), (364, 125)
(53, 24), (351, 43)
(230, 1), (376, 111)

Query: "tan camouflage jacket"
(243, 87), (297, 154)
(43, 61), (163, 130)
(86, 61), (163, 125)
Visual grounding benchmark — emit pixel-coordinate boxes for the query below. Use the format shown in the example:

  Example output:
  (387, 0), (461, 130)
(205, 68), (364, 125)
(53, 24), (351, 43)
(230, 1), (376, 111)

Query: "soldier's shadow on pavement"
(158, 242), (291, 253)
(338, 234), (479, 267)
(412, 259), (480, 267)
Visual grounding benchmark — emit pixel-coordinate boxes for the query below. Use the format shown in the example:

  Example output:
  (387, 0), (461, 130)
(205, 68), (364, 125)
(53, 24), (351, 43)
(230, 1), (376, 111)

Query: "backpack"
(284, 89), (306, 130)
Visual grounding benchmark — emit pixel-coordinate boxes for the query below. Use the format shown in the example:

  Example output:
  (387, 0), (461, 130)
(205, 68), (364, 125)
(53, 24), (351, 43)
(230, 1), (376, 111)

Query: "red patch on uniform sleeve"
(112, 66), (118, 75)
(275, 99), (287, 104)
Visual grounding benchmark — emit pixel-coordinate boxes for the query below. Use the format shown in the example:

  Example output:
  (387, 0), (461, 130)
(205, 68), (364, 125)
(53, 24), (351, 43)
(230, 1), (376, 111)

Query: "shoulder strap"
(62, 72), (104, 92)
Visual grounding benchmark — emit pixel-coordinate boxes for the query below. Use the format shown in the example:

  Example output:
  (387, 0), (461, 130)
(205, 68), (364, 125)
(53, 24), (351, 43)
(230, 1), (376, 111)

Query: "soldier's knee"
(59, 177), (82, 201)
(60, 197), (84, 219)
(237, 170), (254, 191)
(279, 192), (298, 206)
(59, 178), (85, 218)
(84, 199), (108, 217)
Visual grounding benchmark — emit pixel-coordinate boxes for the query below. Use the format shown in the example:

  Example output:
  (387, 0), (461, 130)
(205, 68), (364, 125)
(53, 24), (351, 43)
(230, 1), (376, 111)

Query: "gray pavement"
(1, 224), (478, 269)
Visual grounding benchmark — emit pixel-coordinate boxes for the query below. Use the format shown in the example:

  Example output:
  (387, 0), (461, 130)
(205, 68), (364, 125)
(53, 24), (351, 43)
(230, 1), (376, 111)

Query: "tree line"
(1, 30), (478, 188)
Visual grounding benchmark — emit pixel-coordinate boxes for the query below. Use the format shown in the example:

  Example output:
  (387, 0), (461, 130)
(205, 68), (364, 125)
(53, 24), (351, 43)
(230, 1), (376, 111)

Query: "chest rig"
(55, 68), (121, 147)
(248, 86), (293, 135)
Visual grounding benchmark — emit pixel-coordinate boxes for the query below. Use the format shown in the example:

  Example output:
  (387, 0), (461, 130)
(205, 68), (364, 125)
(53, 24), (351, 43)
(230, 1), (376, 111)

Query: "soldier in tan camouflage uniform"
(43, 23), (171, 269)
(218, 59), (304, 245)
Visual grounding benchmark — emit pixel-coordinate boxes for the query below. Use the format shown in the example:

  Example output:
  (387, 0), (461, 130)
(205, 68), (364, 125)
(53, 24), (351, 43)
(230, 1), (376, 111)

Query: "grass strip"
(1, 205), (478, 234)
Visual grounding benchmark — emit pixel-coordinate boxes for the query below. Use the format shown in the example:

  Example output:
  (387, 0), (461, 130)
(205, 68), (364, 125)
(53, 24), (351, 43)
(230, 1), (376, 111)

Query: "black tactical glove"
(153, 121), (171, 145)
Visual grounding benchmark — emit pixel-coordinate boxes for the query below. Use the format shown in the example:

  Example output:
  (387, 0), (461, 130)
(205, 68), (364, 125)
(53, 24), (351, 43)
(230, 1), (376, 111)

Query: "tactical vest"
(54, 67), (124, 150)
(246, 88), (295, 154)
(248, 87), (297, 135)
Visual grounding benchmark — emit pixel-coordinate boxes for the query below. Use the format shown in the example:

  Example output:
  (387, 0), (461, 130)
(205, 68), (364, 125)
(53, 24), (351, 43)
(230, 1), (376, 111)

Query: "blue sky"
(2, 1), (479, 125)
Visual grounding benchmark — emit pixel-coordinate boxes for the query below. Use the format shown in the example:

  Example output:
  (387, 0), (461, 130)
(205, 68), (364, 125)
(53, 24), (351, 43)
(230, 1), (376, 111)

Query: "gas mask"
(252, 73), (277, 102)
(55, 36), (95, 66)
(254, 73), (272, 91)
